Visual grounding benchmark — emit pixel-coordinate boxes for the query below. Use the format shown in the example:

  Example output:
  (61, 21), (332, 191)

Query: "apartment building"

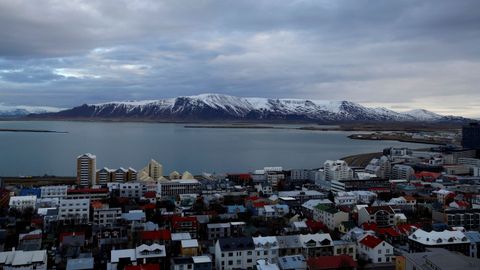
(76, 153), (96, 186)
(58, 198), (90, 223)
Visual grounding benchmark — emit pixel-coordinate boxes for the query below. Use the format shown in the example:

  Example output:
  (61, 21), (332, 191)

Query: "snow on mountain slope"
(36, 93), (468, 122)
(0, 104), (63, 116)
(402, 109), (443, 121)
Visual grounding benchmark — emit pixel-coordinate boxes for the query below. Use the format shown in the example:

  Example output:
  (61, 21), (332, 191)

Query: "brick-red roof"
(144, 191), (157, 198)
(59, 231), (85, 241)
(141, 203), (157, 210)
(307, 255), (357, 270)
(124, 264), (160, 270)
(359, 235), (383, 249)
(141, 230), (171, 241)
(361, 222), (377, 231)
(377, 227), (400, 237)
(68, 188), (109, 194)
(364, 205), (394, 215)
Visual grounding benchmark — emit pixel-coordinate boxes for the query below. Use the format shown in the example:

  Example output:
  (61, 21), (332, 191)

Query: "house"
(0, 250), (47, 270)
(277, 255), (307, 270)
(433, 189), (455, 204)
(214, 237), (255, 270)
(408, 229), (471, 256)
(171, 216), (198, 238)
(140, 229), (171, 245)
(109, 244), (166, 270)
(357, 206), (395, 227)
(299, 233), (333, 258)
(357, 234), (394, 263)
(306, 255), (357, 270)
(332, 240), (356, 260)
(301, 199), (333, 218)
(207, 223), (231, 240)
(312, 205), (349, 231)
(276, 235), (303, 256)
(171, 256), (212, 270)
(253, 236), (279, 264)
(8, 195), (37, 211)
(464, 231), (480, 258)
(181, 239), (199, 256)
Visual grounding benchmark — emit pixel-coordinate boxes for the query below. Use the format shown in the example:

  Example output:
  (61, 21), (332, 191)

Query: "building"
(277, 255), (307, 270)
(408, 229), (471, 256)
(312, 205), (349, 231)
(462, 123), (480, 150)
(357, 234), (394, 263)
(77, 153), (96, 186)
(96, 167), (114, 185)
(207, 223), (231, 240)
(432, 208), (480, 230)
(333, 240), (356, 260)
(400, 248), (480, 270)
(171, 256), (212, 270)
(138, 159), (164, 181)
(276, 235), (303, 257)
(181, 239), (199, 256)
(306, 255), (357, 270)
(92, 203), (122, 226)
(158, 179), (200, 197)
(299, 233), (333, 258)
(215, 237), (255, 270)
(253, 236), (279, 264)
(0, 250), (47, 270)
(323, 160), (354, 181)
(172, 216), (198, 238)
(358, 206), (395, 227)
(119, 182), (145, 198)
(391, 164), (415, 180)
(365, 156), (391, 179)
(8, 195), (37, 211)
(59, 198), (90, 224)
(40, 185), (68, 198)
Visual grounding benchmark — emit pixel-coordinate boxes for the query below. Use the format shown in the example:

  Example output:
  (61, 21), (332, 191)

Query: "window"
(228, 261), (233, 265)
(378, 250), (382, 254)
(228, 252), (233, 257)
(378, 258), (382, 262)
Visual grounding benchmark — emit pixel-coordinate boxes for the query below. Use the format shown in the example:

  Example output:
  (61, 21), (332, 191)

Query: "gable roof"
(359, 235), (383, 249)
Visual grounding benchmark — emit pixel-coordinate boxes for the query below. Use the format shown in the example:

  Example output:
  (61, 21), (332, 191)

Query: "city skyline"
(1, 0), (480, 118)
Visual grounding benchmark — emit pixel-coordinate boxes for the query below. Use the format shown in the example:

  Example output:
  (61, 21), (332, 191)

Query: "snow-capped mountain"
(32, 93), (468, 123)
(0, 104), (63, 116)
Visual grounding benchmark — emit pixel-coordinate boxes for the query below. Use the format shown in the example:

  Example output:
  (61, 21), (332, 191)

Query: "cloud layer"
(1, 0), (479, 117)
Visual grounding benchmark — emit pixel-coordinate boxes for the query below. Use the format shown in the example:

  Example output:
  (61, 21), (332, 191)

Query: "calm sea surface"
(0, 121), (432, 176)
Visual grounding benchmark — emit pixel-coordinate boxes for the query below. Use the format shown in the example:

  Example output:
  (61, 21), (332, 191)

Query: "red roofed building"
(307, 255), (357, 270)
(415, 171), (441, 182)
(124, 264), (160, 270)
(376, 227), (401, 244)
(141, 229), (171, 244)
(357, 234), (394, 263)
(171, 216), (198, 238)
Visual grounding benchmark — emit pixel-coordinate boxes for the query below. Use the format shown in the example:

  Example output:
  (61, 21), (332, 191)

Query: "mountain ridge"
(28, 93), (470, 123)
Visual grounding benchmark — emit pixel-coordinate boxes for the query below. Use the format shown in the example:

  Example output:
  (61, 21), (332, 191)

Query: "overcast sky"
(0, 0), (479, 117)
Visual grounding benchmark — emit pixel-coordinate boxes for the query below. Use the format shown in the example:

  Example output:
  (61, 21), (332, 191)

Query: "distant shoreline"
(0, 128), (67, 133)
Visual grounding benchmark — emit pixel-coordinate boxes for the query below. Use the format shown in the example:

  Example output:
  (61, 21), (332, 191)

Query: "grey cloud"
(0, 0), (479, 117)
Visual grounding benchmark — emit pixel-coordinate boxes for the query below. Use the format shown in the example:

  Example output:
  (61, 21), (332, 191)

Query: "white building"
(119, 182), (145, 198)
(9, 195), (37, 211)
(40, 185), (68, 199)
(357, 234), (394, 263)
(365, 156), (391, 179)
(253, 236), (279, 264)
(58, 198), (90, 223)
(0, 250), (47, 270)
(109, 244), (166, 270)
(312, 205), (349, 231)
(391, 164), (415, 180)
(299, 233), (333, 258)
(358, 206), (395, 227)
(158, 179), (200, 197)
(323, 160), (354, 181)
(334, 192), (356, 205)
(77, 153), (96, 186)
